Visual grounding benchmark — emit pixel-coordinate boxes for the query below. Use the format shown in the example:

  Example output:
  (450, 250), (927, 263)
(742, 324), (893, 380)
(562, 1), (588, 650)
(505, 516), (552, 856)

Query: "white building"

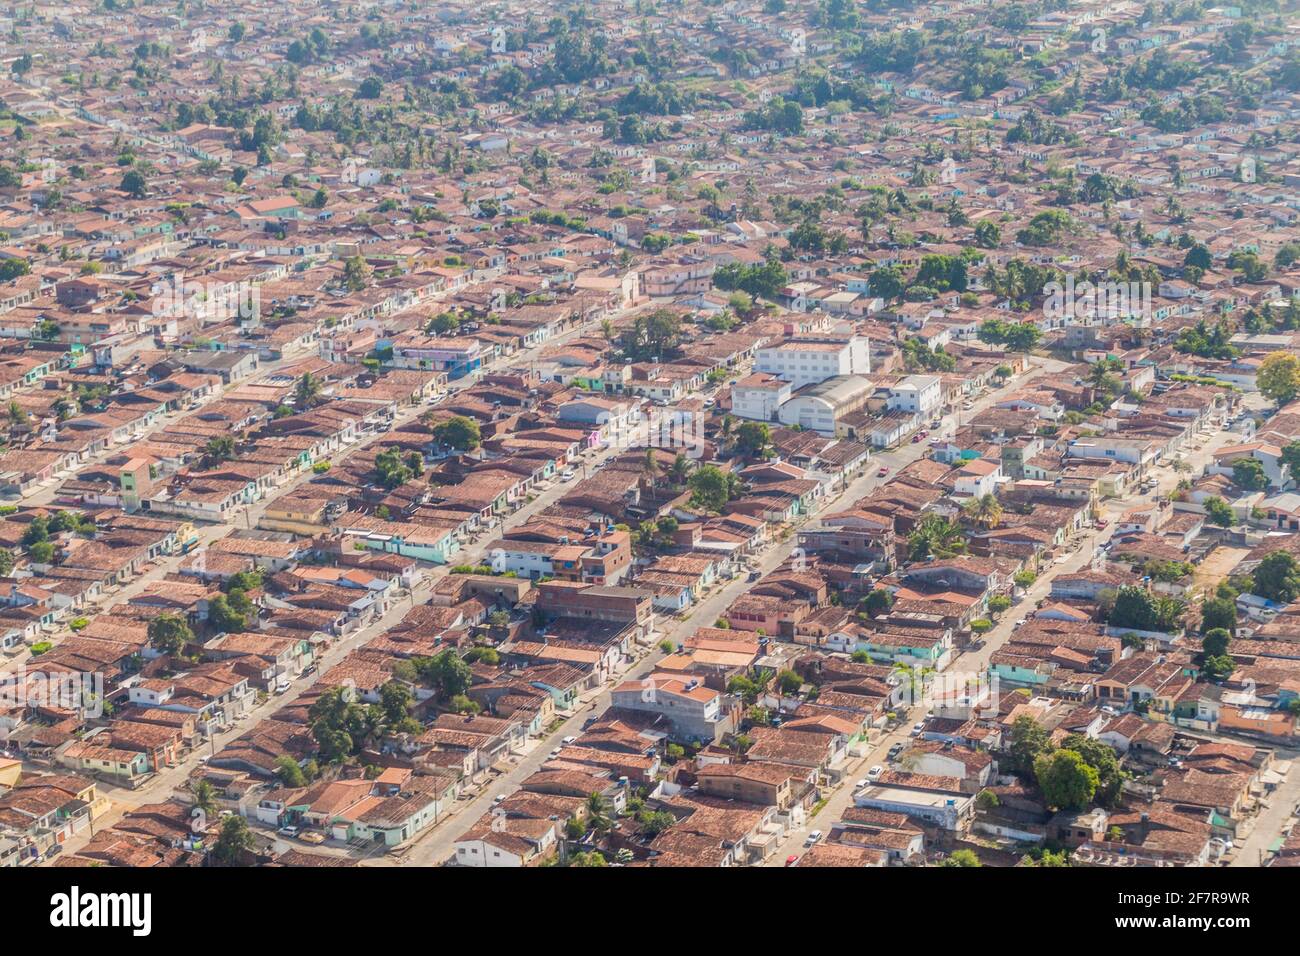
(887, 375), (942, 417)
(777, 375), (874, 436)
(730, 372), (792, 422)
(756, 336), (870, 389)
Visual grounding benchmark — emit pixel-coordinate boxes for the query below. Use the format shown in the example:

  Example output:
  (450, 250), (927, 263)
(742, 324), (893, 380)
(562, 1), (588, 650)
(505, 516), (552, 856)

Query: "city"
(0, 0), (1297, 894)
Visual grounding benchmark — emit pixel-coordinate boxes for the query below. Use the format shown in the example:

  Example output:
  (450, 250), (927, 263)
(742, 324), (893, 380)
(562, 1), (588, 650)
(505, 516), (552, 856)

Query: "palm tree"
(964, 493), (1003, 530)
(908, 514), (967, 561)
(642, 448), (657, 495)
(193, 780), (216, 815)
(295, 372), (322, 408)
(585, 792), (613, 833)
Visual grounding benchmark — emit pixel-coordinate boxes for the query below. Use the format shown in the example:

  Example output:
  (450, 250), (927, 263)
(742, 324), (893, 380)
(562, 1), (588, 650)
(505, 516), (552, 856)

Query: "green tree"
(862, 589), (894, 617)
(941, 848), (982, 867)
(907, 513), (967, 560)
(1231, 458), (1268, 491)
(432, 415), (481, 452)
(1034, 749), (1098, 810)
(1202, 627), (1231, 658)
(1059, 734), (1123, 806)
(1259, 352), (1300, 406)
(28, 540), (54, 564)
(1006, 715), (1051, 776)
(207, 594), (247, 633)
(1200, 597), (1237, 634)
(1109, 586), (1157, 632)
(688, 465), (740, 512)
(148, 612), (194, 656)
(1254, 551), (1300, 604)
(211, 815), (255, 864)
(274, 755), (307, 788)
(119, 169), (147, 198)
(734, 421), (772, 459)
(1203, 496), (1234, 527)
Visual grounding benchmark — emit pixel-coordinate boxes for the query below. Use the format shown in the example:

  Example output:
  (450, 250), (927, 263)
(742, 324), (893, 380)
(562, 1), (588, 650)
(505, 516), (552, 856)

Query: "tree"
(211, 815), (255, 864)
(148, 612), (194, 656)
(28, 540), (54, 564)
(734, 421), (772, 459)
(1060, 734), (1123, 806)
(1109, 586), (1158, 632)
(274, 755), (307, 788)
(1231, 458), (1268, 492)
(688, 465), (740, 512)
(1254, 551), (1300, 604)
(119, 169), (147, 198)
(1200, 597), (1237, 634)
(342, 255), (371, 292)
(862, 589), (894, 617)
(295, 372), (323, 408)
(963, 493), (1003, 529)
(1203, 496), (1234, 527)
(379, 681), (414, 726)
(203, 435), (236, 467)
(374, 447), (413, 489)
(941, 849), (982, 867)
(207, 594), (247, 633)
(432, 416), (481, 452)
(1006, 715), (1051, 776)
(1202, 627), (1232, 658)
(418, 649), (472, 702)
(357, 76), (384, 99)
(1202, 654), (1236, 682)
(617, 309), (682, 361)
(907, 514), (967, 561)
(1034, 749), (1099, 810)
(775, 669), (802, 694)
(1259, 352), (1300, 406)
(0, 547), (12, 576)
(974, 220), (1001, 249)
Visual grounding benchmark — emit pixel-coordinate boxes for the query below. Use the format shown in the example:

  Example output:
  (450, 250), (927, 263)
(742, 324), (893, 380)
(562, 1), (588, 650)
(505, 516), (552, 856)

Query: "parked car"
(856, 778), (869, 790)
(561, 469), (577, 482)
(277, 825), (299, 837)
(877, 467), (889, 477)
(562, 735), (578, 745)
(785, 854), (800, 866)
(298, 831), (326, 845)
(867, 765), (884, 781)
(549, 748), (562, 759)
(1095, 519), (1107, 529)
(910, 722), (924, 737)
(888, 743), (905, 760)
(804, 830), (823, 846)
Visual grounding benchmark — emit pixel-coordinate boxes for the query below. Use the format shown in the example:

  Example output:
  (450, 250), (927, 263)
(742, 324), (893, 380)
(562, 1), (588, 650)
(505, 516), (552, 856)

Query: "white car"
(549, 748), (562, 759)
(561, 469), (577, 482)
(562, 735), (578, 745)
(804, 830), (823, 846)
(855, 778), (869, 790)
(867, 765), (884, 781)
(910, 722), (924, 737)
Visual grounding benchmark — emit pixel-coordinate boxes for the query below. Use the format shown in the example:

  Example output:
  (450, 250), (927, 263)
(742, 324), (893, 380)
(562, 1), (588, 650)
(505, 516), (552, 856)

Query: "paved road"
(31, 302), (641, 860)
(759, 375), (1256, 864)
(389, 356), (1068, 866)
(1231, 753), (1299, 867)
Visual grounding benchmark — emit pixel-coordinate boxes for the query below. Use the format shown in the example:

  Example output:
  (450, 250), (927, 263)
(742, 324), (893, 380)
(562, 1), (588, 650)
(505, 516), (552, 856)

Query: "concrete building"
(777, 375), (874, 436)
(756, 336), (869, 389)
